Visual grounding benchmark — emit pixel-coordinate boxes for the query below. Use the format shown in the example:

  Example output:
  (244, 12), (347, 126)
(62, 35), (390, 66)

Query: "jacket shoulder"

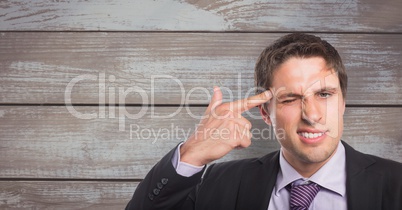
(366, 153), (402, 178)
(345, 141), (402, 176)
(344, 141), (402, 187)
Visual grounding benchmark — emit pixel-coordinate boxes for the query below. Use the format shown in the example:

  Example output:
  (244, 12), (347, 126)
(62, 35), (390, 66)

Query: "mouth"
(297, 129), (328, 144)
(298, 132), (324, 139)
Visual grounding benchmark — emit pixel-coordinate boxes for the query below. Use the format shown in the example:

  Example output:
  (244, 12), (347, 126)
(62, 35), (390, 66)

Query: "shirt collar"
(275, 142), (346, 197)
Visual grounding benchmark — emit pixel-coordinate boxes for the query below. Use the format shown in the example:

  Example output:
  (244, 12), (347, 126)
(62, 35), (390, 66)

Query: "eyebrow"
(314, 87), (339, 93)
(277, 87), (339, 99)
(277, 93), (302, 100)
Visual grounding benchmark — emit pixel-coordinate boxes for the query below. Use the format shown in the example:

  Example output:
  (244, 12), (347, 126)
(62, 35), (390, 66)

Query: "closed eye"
(281, 99), (297, 104)
(277, 93), (302, 104)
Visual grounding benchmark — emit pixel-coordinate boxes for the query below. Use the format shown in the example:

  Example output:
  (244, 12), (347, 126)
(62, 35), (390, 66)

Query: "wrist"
(180, 144), (206, 166)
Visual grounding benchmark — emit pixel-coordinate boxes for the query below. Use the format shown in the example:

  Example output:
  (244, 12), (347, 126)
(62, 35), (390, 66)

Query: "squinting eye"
(282, 99), (296, 104)
(318, 92), (332, 98)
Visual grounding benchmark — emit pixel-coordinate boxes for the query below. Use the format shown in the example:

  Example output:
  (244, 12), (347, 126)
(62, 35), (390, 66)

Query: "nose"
(301, 97), (324, 125)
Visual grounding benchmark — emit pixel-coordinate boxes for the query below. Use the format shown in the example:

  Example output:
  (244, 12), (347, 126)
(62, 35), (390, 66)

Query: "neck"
(290, 160), (327, 178)
(282, 147), (338, 178)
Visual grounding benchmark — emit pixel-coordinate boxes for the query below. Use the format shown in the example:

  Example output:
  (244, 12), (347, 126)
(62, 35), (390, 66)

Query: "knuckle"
(218, 103), (230, 111)
(222, 109), (234, 118)
(239, 118), (251, 128)
(244, 139), (251, 147)
(234, 112), (243, 119)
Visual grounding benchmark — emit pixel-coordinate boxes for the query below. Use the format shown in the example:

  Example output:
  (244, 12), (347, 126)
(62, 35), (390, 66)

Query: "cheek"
(326, 98), (345, 123)
(272, 105), (301, 127)
(325, 98), (345, 138)
(337, 100), (346, 128)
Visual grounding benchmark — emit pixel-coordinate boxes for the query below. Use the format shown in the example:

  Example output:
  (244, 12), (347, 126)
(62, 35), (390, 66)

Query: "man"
(126, 33), (402, 210)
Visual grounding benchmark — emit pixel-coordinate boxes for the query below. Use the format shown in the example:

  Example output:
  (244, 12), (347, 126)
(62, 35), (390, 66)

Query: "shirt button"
(148, 193), (154, 200)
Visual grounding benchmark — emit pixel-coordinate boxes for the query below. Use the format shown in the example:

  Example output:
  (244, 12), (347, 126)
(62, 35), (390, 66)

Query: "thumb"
(206, 86), (223, 113)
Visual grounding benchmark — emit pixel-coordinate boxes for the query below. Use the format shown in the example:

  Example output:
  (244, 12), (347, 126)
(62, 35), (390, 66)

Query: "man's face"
(261, 56), (345, 166)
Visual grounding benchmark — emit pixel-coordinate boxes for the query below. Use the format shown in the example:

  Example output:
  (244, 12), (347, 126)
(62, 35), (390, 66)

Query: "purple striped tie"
(289, 182), (321, 210)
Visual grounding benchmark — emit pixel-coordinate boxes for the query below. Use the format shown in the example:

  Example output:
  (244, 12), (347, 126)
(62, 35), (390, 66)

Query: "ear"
(259, 105), (272, 125)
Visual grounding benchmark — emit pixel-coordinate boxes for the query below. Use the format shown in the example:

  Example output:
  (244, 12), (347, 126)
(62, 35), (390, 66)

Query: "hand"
(180, 86), (272, 166)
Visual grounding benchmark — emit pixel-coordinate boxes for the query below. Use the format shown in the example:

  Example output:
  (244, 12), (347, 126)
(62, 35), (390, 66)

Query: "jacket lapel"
(343, 141), (382, 210)
(235, 151), (280, 210)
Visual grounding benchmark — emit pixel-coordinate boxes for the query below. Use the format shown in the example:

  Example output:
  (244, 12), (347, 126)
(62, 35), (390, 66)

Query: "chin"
(298, 146), (335, 164)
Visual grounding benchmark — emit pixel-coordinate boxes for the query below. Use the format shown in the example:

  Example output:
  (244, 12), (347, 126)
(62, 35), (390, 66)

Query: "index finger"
(231, 90), (272, 113)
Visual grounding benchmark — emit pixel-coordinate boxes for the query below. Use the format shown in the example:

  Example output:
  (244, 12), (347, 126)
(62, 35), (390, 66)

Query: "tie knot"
(289, 182), (321, 210)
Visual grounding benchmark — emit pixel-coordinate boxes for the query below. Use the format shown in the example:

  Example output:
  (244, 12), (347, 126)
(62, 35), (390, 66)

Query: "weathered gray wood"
(0, 33), (401, 105)
(0, 105), (279, 179)
(1, 1), (400, 209)
(0, 181), (137, 209)
(0, 106), (400, 179)
(0, 0), (401, 32)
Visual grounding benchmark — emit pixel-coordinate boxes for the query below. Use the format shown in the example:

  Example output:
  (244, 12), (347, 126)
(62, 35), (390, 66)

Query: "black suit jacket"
(126, 141), (402, 210)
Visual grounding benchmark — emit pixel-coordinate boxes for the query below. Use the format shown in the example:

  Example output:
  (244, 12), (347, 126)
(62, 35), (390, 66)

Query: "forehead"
(271, 57), (340, 93)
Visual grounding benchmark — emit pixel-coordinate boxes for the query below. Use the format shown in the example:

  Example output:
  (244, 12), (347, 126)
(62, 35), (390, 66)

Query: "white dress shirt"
(268, 142), (347, 210)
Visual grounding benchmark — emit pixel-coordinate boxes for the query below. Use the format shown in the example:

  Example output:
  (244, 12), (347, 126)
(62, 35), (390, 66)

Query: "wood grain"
(0, 33), (401, 105)
(1, 1), (401, 208)
(0, 181), (137, 209)
(0, 0), (401, 32)
(0, 106), (400, 179)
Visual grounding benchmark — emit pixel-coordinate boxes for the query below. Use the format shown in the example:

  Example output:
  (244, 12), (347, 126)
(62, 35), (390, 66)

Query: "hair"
(254, 33), (347, 99)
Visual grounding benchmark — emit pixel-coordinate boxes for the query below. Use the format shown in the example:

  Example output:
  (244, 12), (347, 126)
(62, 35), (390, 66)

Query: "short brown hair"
(255, 33), (347, 98)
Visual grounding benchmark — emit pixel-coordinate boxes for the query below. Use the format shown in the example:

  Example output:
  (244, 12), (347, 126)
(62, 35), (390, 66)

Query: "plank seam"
(1, 30), (402, 35)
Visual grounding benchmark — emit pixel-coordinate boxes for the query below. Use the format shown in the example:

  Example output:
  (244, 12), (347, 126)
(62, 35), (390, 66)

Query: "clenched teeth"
(298, 132), (324, 138)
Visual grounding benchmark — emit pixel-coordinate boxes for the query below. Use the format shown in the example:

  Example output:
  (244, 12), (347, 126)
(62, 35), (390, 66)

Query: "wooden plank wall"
(0, 0), (401, 209)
